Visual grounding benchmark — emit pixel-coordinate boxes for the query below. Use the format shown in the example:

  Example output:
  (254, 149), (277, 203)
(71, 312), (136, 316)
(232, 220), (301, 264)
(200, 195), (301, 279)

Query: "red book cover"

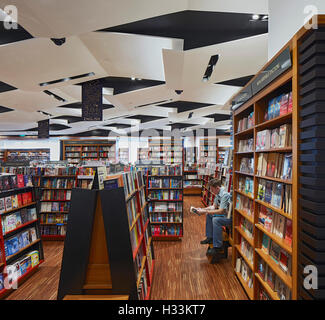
(287, 92), (293, 113)
(17, 193), (22, 207)
(27, 191), (33, 203)
(284, 219), (292, 246)
(17, 174), (25, 188)
(22, 192), (28, 205)
(279, 93), (289, 116)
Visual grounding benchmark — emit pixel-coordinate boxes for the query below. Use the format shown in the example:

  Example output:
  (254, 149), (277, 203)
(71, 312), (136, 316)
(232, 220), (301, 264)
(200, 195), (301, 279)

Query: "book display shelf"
(57, 169), (154, 300)
(183, 147), (202, 196)
(199, 137), (219, 165)
(62, 140), (116, 164)
(4, 149), (50, 162)
(148, 138), (183, 165)
(39, 167), (78, 240)
(232, 34), (298, 300)
(0, 173), (44, 299)
(76, 166), (97, 190)
(146, 165), (183, 240)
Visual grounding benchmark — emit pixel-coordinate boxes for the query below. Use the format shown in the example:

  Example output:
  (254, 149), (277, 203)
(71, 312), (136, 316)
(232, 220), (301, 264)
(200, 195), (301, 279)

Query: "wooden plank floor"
(5, 196), (247, 300)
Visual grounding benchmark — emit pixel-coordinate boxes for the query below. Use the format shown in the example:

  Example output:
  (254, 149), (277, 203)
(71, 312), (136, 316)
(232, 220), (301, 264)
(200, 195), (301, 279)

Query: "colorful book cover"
(280, 93), (289, 116)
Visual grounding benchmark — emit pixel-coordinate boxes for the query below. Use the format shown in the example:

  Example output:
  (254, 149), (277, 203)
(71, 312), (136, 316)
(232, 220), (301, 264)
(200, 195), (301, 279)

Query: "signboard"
(38, 119), (49, 139)
(82, 81), (103, 121)
(232, 84), (253, 107)
(251, 47), (292, 95)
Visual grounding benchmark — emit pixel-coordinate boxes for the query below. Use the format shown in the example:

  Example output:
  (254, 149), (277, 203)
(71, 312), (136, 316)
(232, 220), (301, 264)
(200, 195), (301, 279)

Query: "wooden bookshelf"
(0, 176), (44, 299)
(148, 138), (183, 165)
(232, 38), (297, 300)
(4, 149), (50, 162)
(146, 165), (183, 240)
(62, 140), (116, 164)
(183, 147), (202, 195)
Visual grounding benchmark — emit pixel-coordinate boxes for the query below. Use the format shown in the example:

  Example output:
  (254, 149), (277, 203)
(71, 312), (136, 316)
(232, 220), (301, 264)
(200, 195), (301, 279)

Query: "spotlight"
(50, 38), (66, 46)
(131, 77), (135, 80)
(252, 14), (259, 20)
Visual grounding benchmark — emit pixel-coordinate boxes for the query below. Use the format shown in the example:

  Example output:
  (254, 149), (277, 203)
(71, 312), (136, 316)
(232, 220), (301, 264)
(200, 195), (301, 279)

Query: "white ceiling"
(0, 0), (269, 136)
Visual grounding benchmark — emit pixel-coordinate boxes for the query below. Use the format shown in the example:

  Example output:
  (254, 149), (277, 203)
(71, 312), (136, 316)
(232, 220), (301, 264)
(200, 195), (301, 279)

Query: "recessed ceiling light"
(262, 15), (268, 20)
(252, 14), (260, 20)
(137, 78), (142, 81)
(131, 77), (135, 80)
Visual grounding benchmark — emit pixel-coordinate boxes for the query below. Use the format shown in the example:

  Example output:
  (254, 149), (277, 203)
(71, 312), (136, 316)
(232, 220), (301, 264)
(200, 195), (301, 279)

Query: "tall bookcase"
(148, 138), (183, 165)
(62, 140), (116, 164)
(183, 147), (202, 196)
(0, 174), (44, 299)
(232, 38), (298, 300)
(146, 165), (183, 240)
(198, 137), (219, 165)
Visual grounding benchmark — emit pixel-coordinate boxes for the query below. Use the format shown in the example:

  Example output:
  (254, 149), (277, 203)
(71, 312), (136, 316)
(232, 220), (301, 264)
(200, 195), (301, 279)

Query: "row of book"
(139, 188), (146, 209)
(256, 124), (292, 151)
(148, 202), (182, 212)
(238, 138), (254, 153)
(148, 190), (182, 201)
(1, 207), (37, 235)
(257, 179), (292, 214)
(82, 152), (97, 157)
(82, 147), (97, 151)
(137, 263), (149, 300)
(237, 111), (254, 133)
(123, 171), (137, 198)
(0, 250), (40, 291)
(151, 225), (183, 236)
(238, 176), (254, 197)
(41, 190), (71, 201)
(134, 242), (145, 282)
(0, 174), (33, 192)
(235, 194), (254, 217)
(40, 225), (66, 236)
(148, 165), (182, 176)
(200, 146), (217, 151)
(76, 179), (94, 190)
(256, 153), (292, 180)
(148, 178), (182, 188)
(40, 201), (70, 213)
(265, 92), (292, 121)
(261, 236), (291, 275)
(150, 146), (182, 152)
(42, 178), (76, 189)
(184, 181), (202, 188)
(235, 257), (253, 289)
(77, 167), (96, 176)
(0, 191), (34, 214)
(239, 157), (254, 174)
(257, 256), (291, 299)
(239, 236), (254, 264)
(126, 197), (138, 228)
(130, 219), (142, 253)
(65, 147), (82, 151)
(40, 213), (67, 224)
(43, 167), (77, 176)
(66, 153), (80, 157)
(4, 227), (38, 258)
(136, 171), (145, 188)
(239, 216), (254, 239)
(259, 205), (292, 245)
(149, 212), (182, 223)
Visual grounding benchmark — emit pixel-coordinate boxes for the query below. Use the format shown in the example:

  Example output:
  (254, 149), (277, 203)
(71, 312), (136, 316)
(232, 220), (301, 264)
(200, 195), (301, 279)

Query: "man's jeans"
(206, 214), (232, 248)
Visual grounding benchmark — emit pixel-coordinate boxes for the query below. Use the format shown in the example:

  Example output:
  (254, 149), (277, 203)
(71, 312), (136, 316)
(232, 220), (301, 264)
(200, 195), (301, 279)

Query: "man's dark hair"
(208, 179), (222, 188)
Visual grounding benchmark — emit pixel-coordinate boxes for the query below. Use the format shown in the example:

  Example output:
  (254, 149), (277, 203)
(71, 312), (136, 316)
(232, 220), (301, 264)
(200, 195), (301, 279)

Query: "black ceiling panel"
(57, 102), (114, 110)
(205, 113), (231, 122)
(0, 81), (16, 93)
(216, 75), (255, 87)
(64, 129), (119, 137)
(52, 115), (83, 124)
(170, 122), (198, 130)
(77, 76), (164, 95)
(129, 129), (164, 137)
(100, 10), (268, 50)
(105, 123), (134, 129)
(0, 22), (33, 46)
(0, 106), (14, 113)
(126, 115), (166, 123)
(22, 124), (71, 131)
(157, 101), (213, 113)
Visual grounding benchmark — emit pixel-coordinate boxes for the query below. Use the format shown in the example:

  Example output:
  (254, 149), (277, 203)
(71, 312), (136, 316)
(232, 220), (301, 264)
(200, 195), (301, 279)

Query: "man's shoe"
(200, 238), (213, 245)
(206, 247), (223, 256)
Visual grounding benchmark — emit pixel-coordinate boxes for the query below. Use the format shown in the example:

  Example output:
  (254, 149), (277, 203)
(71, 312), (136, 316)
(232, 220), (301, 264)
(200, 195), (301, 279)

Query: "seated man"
(197, 179), (231, 256)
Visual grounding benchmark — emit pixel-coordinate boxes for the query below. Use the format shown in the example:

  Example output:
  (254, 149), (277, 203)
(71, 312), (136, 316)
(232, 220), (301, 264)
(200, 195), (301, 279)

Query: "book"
(280, 93), (289, 116)
(279, 249), (290, 273)
(257, 257), (266, 279)
(266, 266), (276, 290)
(284, 219), (292, 246)
(261, 234), (271, 254)
(287, 92), (293, 113)
(5, 196), (12, 211)
(269, 241), (281, 263)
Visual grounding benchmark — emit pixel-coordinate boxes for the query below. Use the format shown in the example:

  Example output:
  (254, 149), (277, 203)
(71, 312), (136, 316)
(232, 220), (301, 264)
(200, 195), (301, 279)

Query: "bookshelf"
(0, 173), (44, 299)
(146, 165), (183, 240)
(137, 147), (149, 163)
(148, 138), (183, 165)
(39, 167), (77, 240)
(183, 147), (202, 196)
(4, 149), (50, 162)
(118, 148), (129, 164)
(232, 39), (297, 300)
(57, 169), (154, 300)
(198, 137), (219, 165)
(62, 140), (116, 164)
(76, 166), (97, 190)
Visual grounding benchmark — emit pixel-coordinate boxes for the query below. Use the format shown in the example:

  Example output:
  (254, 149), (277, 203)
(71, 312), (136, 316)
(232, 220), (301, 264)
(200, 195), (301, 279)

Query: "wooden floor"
(5, 196), (247, 300)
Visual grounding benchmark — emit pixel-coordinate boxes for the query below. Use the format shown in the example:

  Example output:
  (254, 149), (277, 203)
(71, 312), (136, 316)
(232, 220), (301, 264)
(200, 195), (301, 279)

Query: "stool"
(206, 226), (231, 264)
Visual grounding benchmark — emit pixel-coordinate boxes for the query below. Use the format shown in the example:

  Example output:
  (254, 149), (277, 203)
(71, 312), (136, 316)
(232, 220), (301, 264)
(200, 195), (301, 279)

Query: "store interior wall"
(268, 0), (325, 59)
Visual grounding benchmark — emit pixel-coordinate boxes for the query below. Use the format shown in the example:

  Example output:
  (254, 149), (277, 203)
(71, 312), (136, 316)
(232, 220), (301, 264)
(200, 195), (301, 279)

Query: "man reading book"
(195, 179), (231, 256)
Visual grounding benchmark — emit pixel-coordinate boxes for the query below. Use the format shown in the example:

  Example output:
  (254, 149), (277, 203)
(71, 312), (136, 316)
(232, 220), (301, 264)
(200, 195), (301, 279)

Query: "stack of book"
(264, 92), (293, 121)
(256, 153), (292, 180)
(239, 157), (254, 174)
(237, 111), (254, 133)
(238, 138), (254, 152)
(256, 124), (292, 151)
